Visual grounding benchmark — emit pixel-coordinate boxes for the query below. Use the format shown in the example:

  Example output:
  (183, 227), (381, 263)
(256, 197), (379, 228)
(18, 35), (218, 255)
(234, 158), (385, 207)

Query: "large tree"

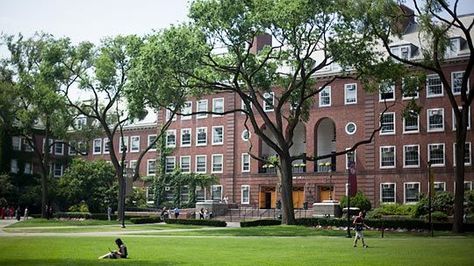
(349, 0), (473, 233)
(134, 0), (395, 224)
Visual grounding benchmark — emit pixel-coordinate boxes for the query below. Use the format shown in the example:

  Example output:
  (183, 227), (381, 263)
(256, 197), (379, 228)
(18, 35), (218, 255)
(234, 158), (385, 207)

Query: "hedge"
(165, 218), (227, 227)
(53, 212), (139, 220)
(130, 216), (162, 224)
(240, 219), (282, 227)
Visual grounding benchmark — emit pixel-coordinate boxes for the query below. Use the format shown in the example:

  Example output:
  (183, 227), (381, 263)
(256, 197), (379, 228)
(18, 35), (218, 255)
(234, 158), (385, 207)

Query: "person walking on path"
(353, 211), (368, 248)
(173, 207), (180, 219)
(15, 207), (21, 221)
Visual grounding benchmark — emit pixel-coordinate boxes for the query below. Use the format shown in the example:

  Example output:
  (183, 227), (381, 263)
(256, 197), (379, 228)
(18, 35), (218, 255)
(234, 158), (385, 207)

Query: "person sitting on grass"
(99, 238), (128, 259)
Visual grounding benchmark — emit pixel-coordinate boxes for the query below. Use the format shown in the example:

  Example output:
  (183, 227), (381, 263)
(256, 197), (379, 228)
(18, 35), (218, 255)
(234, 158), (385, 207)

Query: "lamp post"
(428, 160), (433, 237)
(347, 159), (355, 238)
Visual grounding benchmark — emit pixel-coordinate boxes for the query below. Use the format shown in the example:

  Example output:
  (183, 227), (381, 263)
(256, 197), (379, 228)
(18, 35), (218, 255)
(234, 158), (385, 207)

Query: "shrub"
(414, 192), (454, 218)
(240, 219), (281, 227)
(340, 191), (372, 213)
(466, 190), (474, 214)
(130, 216), (162, 224)
(54, 212), (91, 219)
(165, 218), (227, 227)
(426, 211), (449, 222)
(367, 204), (416, 219)
(68, 202), (89, 213)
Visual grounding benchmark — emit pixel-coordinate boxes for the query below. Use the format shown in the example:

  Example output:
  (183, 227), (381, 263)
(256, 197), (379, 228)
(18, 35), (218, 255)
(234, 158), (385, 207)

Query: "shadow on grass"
(0, 259), (178, 265)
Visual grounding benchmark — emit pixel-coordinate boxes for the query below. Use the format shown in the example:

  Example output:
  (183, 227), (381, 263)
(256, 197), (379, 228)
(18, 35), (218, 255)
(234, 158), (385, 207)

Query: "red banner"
(348, 161), (357, 197)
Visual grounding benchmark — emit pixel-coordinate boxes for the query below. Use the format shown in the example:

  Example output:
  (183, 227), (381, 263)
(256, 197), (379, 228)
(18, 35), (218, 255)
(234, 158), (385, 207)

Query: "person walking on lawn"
(353, 211), (368, 248)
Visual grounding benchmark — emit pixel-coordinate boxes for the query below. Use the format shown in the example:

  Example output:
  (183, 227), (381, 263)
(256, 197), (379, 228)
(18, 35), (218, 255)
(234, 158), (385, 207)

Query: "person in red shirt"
(353, 211), (368, 248)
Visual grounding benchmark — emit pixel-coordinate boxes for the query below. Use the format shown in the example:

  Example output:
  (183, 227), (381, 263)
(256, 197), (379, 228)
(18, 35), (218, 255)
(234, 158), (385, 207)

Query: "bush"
(54, 212), (91, 219)
(240, 219), (281, 227)
(466, 190), (474, 214)
(130, 216), (162, 224)
(367, 204), (416, 219)
(165, 218), (227, 227)
(340, 191), (372, 213)
(426, 211), (449, 222)
(68, 202), (89, 213)
(414, 192), (454, 218)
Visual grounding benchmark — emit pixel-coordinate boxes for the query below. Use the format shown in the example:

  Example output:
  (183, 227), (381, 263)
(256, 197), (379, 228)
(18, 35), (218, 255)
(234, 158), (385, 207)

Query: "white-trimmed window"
(69, 141), (77, 155)
(319, 86), (331, 107)
(165, 156), (176, 173)
(211, 185), (223, 201)
(148, 135), (157, 151)
(165, 107), (177, 121)
(181, 101), (192, 120)
(452, 107), (471, 130)
(345, 122), (357, 135)
(241, 99), (252, 113)
(22, 138), (34, 152)
(93, 138), (102, 154)
(53, 163), (63, 177)
(465, 181), (473, 191)
(129, 160), (137, 175)
(344, 83), (357, 104)
(403, 145), (420, 168)
(402, 77), (419, 99)
(452, 71), (467, 95)
(241, 185), (250, 204)
(24, 162), (33, 175)
(42, 139), (53, 153)
(119, 136), (128, 153)
(380, 183), (396, 203)
(426, 74), (443, 97)
(197, 99), (208, 119)
(103, 138), (110, 154)
(380, 112), (395, 135)
(54, 142), (64, 155)
(345, 150), (356, 169)
(404, 182), (420, 203)
(147, 160), (156, 176)
(212, 98), (224, 116)
(145, 186), (155, 204)
(241, 130), (250, 141)
(181, 128), (192, 147)
(428, 143), (445, 166)
(10, 159), (18, 173)
(453, 142), (471, 166)
(390, 45), (411, 59)
(166, 130), (176, 148)
(212, 126), (224, 145)
(212, 154), (224, 173)
(403, 111), (419, 133)
(196, 155), (207, 173)
(380, 146), (396, 168)
(180, 156), (191, 173)
(12, 136), (21, 151)
(75, 116), (87, 130)
(379, 81), (395, 101)
(433, 182), (446, 193)
(130, 136), (140, 152)
(427, 108), (444, 132)
(242, 153), (250, 172)
(263, 92), (274, 112)
(196, 127), (207, 146)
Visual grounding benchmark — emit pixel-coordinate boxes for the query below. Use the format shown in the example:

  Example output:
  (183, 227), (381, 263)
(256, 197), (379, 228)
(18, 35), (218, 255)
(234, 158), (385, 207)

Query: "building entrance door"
(264, 192), (272, 209)
(319, 186), (333, 202)
(259, 186), (276, 208)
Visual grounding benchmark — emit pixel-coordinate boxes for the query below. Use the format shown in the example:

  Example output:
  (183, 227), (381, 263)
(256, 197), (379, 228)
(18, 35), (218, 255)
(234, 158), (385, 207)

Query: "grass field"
(1, 220), (474, 265)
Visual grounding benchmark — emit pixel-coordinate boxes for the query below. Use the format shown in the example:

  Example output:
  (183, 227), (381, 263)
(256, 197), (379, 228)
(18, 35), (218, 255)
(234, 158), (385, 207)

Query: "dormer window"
(445, 37), (464, 58)
(390, 44), (417, 59)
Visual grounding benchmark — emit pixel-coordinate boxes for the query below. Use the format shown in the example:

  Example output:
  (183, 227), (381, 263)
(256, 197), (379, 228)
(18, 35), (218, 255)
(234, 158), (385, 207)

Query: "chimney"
(250, 33), (272, 54)
(392, 4), (415, 34)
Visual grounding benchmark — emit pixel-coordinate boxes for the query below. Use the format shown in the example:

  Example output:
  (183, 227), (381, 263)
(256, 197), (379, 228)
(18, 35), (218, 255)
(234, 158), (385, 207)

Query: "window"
(147, 160), (156, 176)
(129, 160), (137, 175)
(148, 135), (157, 151)
(212, 126), (224, 145)
(119, 136), (128, 153)
(242, 153), (250, 172)
(197, 99), (208, 119)
(180, 156), (191, 173)
(103, 138), (110, 154)
(69, 141), (77, 155)
(196, 155), (207, 173)
(130, 136), (140, 152)
(145, 186), (155, 204)
(345, 122), (357, 135)
(24, 162), (32, 174)
(263, 92), (274, 112)
(165, 156), (176, 173)
(181, 128), (192, 147)
(54, 142), (64, 155)
(22, 138), (34, 152)
(42, 139), (54, 154)
(465, 181), (473, 191)
(181, 101), (192, 120)
(379, 81), (395, 101)
(380, 183), (396, 203)
(452, 107), (471, 130)
(426, 74), (443, 97)
(93, 138), (102, 154)
(345, 150), (356, 169)
(241, 185), (250, 204)
(241, 130), (250, 141)
(12, 136), (21, 151)
(433, 182), (446, 193)
(403, 145), (420, 168)
(380, 146), (396, 168)
(404, 182), (420, 203)
(344, 83), (357, 104)
(196, 127), (207, 146)
(241, 99), (252, 113)
(451, 71), (467, 95)
(390, 45), (411, 59)
(10, 159), (18, 173)
(427, 108), (444, 132)
(212, 98), (224, 116)
(428, 143), (445, 166)
(53, 163), (63, 177)
(453, 142), (471, 166)
(445, 38), (461, 58)
(380, 112), (395, 135)
(212, 154), (223, 173)
(211, 185), (223, 201)
(75, 116), (87, 130)
(165, 105), (177, 121)
(319, 86), (331, 107)
(403, 111), (419, 133)
(166, 130), (176, 148)
(402, 77), (419, 99)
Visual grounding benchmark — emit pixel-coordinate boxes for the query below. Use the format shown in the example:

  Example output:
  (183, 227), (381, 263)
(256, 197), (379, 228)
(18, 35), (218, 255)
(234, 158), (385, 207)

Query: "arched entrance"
(314, 117), (336, 202)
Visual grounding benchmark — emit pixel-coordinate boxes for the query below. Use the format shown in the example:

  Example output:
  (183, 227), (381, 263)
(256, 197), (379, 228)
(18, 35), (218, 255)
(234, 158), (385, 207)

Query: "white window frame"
(53, 163), (63, 177)
(380, 183), (396, 203)
(165, 129), (176, 148)
(181, 128), (192, 147)
(380, 112), (395, 135)
(212, 98), (224, 117)
(129, 160), (137, 175)
(165, 156), (176, 173)
(147, 134), (157, 151)
(464, 181), (473, 191)
(404, 182), (421, 204)
(211, 154), (224, 173)
(93, 138), (102, 155)
(10, 159), (18, 174)
(212, 126), (224, 145)
(196, 99), (208, 119)
(402, 77), (419, 100)
(24, 162), (33, 175)
(165, 107), (177, 121)
(195, 155), (207, 173)
(428, 143), (445, 167)
(22, 138), (34, 152)
(180, 156), (191, 173)
(433, 182), (446, 193)
(147, 159), (156, 176)
(403, 144), (420, 168)
(451, 71), (468, 95)
(242, 153), (250, 172)
(102, 138), (110, 154)
(427, 108), (445, 132)
(344, 83), (357, 104)
(54, 142), (64, 155)
(211, 185), (223, 201)
(263, 92), (274, 112)
(119, 136), (128, 153)
(452, 107), (471, 131)
(453, 142), (472, 166)
(12, 136), (21, 151)
(380, 146), (396, 169)
(241, 130), (250, 141)
(241, 185), (250, 204)
(379, 81), (395, 102)
(181, 101), (192, 120)
(345, 149), (356, 169)
(241, 99), (252, 113)
(426, 74), (444, 98)
(403, 112), (419, 134)
(130, 136), (140, 153)
(319, 86), (331, 107)
(196, 127), (207, 146)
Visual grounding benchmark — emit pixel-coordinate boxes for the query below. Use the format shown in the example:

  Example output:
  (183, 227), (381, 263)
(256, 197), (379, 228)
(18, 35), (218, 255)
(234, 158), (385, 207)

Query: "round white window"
(242, 129), (250, 141)
(345, 122), (357, 135)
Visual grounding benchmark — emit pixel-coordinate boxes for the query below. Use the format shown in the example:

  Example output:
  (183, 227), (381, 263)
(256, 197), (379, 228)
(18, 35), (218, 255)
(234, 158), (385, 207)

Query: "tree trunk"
(452, 115), (467, 233)
(117, 171), (125, 222)
(279, 156), (295, 225)
(41, 121), (51, 219)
